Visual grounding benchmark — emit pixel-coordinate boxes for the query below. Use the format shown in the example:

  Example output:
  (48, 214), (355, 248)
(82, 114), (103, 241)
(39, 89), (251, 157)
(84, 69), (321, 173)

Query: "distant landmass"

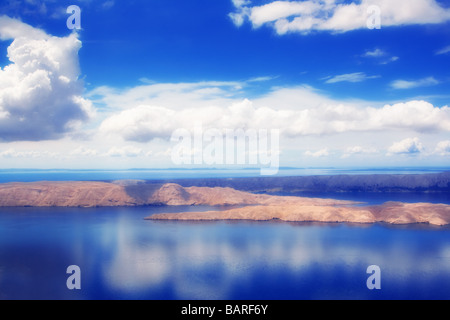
(0, 176), (449, 226)
(154, 171), (450, 193)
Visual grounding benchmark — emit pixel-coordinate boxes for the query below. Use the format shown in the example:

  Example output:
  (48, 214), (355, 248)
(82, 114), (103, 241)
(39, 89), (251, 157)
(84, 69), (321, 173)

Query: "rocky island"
(0, 179), (449, 226)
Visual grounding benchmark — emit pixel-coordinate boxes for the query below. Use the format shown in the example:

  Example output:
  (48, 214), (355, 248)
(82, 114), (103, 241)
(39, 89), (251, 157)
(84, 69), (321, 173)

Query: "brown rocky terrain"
(0, 181), (355, 207)
(0, 181), (138, 207)
(148, 201), (450, 226)
(0, 181), (448, 226)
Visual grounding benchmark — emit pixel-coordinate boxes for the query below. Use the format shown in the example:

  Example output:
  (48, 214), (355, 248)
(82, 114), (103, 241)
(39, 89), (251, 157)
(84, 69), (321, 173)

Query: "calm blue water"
(0, 206), (449, 300)
(0, 167), (448, 183)
(0, 168), (449, 300)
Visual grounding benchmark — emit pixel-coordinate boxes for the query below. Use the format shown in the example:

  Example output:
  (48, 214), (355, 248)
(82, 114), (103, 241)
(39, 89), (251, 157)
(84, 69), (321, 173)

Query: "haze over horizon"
(0, 0), (449, 170)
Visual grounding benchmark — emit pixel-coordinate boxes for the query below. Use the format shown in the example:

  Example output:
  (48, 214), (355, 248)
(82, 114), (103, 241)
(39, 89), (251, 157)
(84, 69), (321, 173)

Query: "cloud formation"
(388, 137), (424, 155)
(0, 148), (59, 159)
(98, 84), (450, 143)
(390, 77), (440, 90)
(70, 146), (99, 157)
(230, 0), (450, 34)
(0, 16), (93, 142)
(363, 48), (386, 58)
(106, 146), (144, 158)
(342, 146), (378, 158)
(362, 48), (398, 64)
(436, 45), (450, 55)
(324, 72), (379, 84)
(305, 148), (329, 158)
(435, 141), (450, 156)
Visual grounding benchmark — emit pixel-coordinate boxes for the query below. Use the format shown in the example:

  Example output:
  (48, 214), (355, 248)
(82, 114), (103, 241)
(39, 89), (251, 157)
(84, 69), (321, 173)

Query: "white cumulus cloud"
(0, 16), (93, 142)
(96, 82), (450, 143)
(435, 141), (450, 156)
(388, 137), (424, 155)
(230, 0), (450, 34)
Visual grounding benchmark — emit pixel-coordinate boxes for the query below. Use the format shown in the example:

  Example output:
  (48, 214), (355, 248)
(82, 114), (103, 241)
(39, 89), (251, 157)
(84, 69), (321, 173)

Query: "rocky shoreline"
(0, 180), (448, 226)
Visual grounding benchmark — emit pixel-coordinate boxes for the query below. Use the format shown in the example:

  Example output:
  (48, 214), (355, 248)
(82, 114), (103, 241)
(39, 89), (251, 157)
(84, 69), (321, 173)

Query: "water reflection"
(99, 217), (450, 299)
(0, 207), (449, 300)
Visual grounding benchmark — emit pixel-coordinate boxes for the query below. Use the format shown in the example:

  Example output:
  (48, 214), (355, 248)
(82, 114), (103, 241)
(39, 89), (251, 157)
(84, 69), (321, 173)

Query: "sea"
(0, 167), (449, 300)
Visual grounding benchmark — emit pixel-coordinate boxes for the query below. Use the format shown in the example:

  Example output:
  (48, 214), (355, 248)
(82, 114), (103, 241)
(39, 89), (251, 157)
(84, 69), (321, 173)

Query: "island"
(0, 178), (449, 226)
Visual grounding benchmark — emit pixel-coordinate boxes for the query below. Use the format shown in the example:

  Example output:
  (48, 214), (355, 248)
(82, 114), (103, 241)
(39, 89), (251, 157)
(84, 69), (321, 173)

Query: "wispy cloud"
(342, 146), (378, 158)
(305, 149), (329, 158)
(436, 45), (450, 55)
(106, 146), (144, 158)
(102, 1), (115, 10)
(0, 0), (48, 17)
(324, 72), (379, 84)
(380, 56), (399, 65)
(362, 48), (399, 64)
(390, 77), (440, 90)
(70, 147), (99, 157)
(246, 76), (278, 83)
(0, 148), (60, 159)
(363, 48), (386, 58)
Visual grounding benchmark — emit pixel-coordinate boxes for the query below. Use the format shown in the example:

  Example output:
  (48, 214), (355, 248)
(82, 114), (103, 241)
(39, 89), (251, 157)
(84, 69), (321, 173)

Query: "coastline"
(0, 175), (449, 226)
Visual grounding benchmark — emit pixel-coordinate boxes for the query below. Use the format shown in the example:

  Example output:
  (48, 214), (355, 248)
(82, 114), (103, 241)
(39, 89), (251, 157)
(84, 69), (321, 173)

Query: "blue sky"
(4, 0), (449, 101)
(0, 0), (450, 170)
